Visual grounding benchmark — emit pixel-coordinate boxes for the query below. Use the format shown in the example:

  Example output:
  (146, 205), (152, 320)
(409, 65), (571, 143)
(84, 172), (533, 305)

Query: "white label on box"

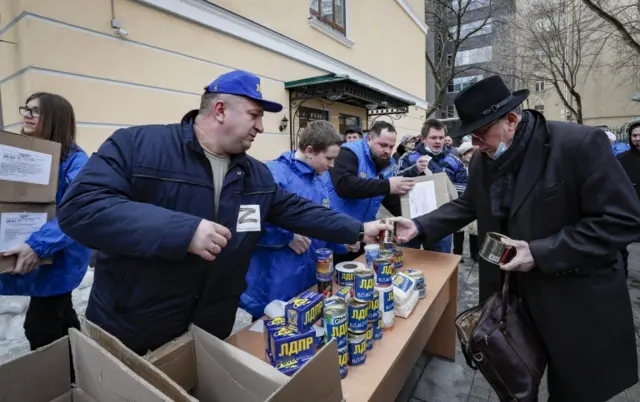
(408, 180), (438, 218)
(0, 144), (52, 185)
(0, 212), (48, 252)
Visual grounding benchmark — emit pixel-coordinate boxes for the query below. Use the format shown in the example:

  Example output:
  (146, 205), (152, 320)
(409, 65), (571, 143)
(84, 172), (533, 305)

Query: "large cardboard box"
(84, 320), (344, 402)
(0, 130), (61, 273)
(0, 329), (174, 402)
(0, 203), (56, 273)
(0, 130), (61, 204)
(400, 172), (458, 219)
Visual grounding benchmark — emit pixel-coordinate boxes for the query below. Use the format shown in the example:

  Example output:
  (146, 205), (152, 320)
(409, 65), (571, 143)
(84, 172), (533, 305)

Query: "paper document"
(408, 180), (438, 218)
(0, 144), (52, 185)
(0, 212), (48, 252)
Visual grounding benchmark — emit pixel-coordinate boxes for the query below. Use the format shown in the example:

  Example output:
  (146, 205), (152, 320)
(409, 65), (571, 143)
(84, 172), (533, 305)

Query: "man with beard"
(324, 121), (415, 262)
(56, 70), (390, 355)
(394, 75), (639, 402)
(397, 119), (468, 252)
(616, 117), (640, 277)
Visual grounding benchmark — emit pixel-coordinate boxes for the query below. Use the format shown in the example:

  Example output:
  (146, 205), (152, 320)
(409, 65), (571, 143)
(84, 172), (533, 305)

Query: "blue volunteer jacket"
(613, 142), (630, 156)
(398, 142), (468, 194)
(240, 151), (347, 318)
(323, 138), (395, 222)
(0, 146), (91, 297)
(56, 123), (362, 355)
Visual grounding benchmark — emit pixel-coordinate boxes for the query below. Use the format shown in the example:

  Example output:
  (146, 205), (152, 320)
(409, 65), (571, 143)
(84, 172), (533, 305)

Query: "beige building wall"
(0, 0), (429, 161)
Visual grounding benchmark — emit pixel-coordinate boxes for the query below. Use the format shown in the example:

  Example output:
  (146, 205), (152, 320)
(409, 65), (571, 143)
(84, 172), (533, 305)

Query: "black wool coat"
(416, 114), (640, 401)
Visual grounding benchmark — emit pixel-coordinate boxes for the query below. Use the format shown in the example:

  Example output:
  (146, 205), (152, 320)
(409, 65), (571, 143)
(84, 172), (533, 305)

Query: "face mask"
(489, 124), (508, 160)
(426, 145), (442, 155)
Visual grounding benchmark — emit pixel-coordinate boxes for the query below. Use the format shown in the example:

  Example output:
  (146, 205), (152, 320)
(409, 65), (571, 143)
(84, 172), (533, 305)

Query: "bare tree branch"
(424, 0), (512, 118)
(491, 0), (609, 123)
(581, 0), (640, 55)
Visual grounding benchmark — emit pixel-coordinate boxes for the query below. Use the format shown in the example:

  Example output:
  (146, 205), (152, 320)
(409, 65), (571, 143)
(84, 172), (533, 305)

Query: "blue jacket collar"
(181, 122), (251, 174)
(278, 151), (317, 178)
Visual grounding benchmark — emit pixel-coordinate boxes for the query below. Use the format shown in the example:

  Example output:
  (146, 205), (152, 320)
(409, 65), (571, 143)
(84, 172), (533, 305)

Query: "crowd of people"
(1, 70), (639, 402)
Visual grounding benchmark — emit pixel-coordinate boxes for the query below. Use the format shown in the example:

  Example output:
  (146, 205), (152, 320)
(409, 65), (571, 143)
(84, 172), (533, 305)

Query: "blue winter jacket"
(0, 146), (91, 297)
(323, 138), (396, 222)
(240, 152), (347, 318)
(56, 123), (362, 355)
(613, 142), (630, 156)
(397, 142), (468, 194)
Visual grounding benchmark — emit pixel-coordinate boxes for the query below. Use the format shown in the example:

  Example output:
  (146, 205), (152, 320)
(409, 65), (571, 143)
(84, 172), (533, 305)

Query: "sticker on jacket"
(237, 204), (261, 232)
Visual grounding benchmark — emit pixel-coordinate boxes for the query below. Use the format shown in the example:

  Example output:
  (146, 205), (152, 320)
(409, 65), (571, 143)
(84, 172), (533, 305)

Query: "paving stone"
(396, 364), (426, 402)
(412, 356), (474, 402)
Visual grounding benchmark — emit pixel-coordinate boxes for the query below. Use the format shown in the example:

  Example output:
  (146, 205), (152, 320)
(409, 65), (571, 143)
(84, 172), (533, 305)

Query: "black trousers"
(453, 231), (479, 260)
(23, 292), (81, 351)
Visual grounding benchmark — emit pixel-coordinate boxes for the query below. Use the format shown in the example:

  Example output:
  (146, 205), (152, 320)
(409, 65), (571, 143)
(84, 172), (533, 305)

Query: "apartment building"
(0, 0), (429, 160)
(425, 0), (515, 121)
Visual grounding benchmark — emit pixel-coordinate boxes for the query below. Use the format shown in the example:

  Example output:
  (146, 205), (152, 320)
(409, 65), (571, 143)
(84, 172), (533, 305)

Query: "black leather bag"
(455, 273), (547, 402)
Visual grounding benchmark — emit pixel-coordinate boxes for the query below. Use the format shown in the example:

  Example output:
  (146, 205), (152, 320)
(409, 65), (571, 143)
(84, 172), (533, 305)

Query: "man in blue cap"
(57, 70), (389, 355)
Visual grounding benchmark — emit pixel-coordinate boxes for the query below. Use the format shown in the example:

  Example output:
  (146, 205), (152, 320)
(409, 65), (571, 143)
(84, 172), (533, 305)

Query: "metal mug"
(479, 232), (516, 265)
(378, 218), (397, 244)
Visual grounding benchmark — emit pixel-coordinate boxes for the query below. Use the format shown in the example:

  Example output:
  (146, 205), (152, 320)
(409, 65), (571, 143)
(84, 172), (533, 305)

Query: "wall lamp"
(279, 116), (289, 132)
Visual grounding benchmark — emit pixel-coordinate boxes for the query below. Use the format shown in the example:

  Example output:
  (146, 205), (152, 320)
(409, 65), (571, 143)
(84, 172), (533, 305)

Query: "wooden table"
(227, 247), (460, 402)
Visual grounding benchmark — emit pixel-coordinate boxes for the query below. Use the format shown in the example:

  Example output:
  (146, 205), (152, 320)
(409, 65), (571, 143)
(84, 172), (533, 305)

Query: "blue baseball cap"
(204, 70), (283, 113)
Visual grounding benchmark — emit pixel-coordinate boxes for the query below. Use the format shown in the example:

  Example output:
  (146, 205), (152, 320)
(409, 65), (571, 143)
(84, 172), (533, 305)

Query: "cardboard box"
(83, 320), (344, 402)
(0, 203), (56, 273)
(400, 172), (459, 219)
(0, 329), (174, 402)
(0, 130), (61, 204)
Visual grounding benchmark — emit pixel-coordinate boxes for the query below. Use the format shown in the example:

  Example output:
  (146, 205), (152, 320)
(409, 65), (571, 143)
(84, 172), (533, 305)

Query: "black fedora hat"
(452, 75), (529, 138)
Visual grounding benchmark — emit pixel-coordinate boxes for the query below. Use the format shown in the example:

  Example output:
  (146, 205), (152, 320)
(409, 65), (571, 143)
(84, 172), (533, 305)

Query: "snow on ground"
(0, 268), (94, 364)
(0, 266), (253, 364)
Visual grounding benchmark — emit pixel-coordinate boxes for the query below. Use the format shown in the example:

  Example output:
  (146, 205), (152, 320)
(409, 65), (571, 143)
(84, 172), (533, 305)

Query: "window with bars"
(309, 0), (346, 35)
(339, 113), (361, 134)
(535, 81), (544, 92)
(298, 107), (330, 135)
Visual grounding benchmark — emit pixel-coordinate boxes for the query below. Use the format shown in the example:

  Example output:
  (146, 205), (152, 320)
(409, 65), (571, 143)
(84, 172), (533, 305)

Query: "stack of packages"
(262, 221), (429, 380)
(0, 131), (60, 272)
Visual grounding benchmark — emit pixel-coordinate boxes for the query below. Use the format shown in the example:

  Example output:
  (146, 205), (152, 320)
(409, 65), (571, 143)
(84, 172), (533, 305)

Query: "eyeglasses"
(19, 106), (41, 118)
(472, 119), (502, 142)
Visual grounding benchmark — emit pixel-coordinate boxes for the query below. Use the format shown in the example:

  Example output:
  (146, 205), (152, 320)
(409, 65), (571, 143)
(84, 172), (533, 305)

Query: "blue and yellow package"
(264, 316), (286, 358)
(274, 354), (313, 376)
(269, 325), (317, 363)
(285, 290), (323, 332)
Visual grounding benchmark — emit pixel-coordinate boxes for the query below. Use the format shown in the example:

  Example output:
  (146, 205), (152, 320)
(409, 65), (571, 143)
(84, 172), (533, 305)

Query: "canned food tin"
(335, 262), (359, 286)
(364, 244), (380, 269)
(353, 267), (375, 302)
(365, 323), (373, 351)
(377, 284), (395, 329)
(315, 248), (334, 281)
(382, 242), (396, 252)
(479, 232), (516, 265)
(324, 299), (348, 349)
(347, 331), (367, 366)
(379, 250), (396, 275)
(373, 257), (394, 286)
(367, 288), (380, 321)
(378, 218), (397, 244)
(337, 346), (348, 378)
(394, 249), (403, 270)
(372, 316), (383, 341)
(347, 298), (369, 333)
(415, 282), (426, 299)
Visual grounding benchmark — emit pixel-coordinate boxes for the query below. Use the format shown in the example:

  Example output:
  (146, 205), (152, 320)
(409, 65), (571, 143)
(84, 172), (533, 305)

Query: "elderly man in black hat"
(395, 75), (640, 401)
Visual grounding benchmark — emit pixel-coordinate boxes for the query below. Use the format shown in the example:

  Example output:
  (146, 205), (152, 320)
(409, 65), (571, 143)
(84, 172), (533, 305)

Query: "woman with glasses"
(1, 93), (91, 350)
